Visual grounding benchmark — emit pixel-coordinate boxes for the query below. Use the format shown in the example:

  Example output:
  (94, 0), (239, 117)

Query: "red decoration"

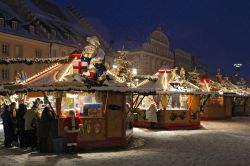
(73, 59), (82, 74)
(200, 77), (210, 83)
(158, 69), (172, 74)
(71, 53), (81, 59)
(64, 117), (81, 146)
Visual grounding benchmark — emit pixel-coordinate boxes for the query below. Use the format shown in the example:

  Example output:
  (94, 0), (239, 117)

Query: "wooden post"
(104, 92), (109, 139)
(55, 91), (63, 117)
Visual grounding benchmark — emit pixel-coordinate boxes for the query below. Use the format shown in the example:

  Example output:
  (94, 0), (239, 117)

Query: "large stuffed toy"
(64, 110), (82, 151)
(80, 36), (100, 73)
(83, 46), (106, 84)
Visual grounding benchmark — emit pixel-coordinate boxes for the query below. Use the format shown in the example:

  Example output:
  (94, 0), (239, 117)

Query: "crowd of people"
(0, 99), (57, 153)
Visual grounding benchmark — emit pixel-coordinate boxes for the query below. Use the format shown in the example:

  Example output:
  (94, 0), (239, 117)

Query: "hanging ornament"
(87, 123), (91, 134)
(93, 123), (101, 134)
(161, 95), (169, 109)
(80, 124), (85, 136)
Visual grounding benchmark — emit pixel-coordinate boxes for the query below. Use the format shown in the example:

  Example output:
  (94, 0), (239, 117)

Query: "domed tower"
(127, 26), (174, 75)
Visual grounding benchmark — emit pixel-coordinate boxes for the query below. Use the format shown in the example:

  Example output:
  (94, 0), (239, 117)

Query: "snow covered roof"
(0, 62), (154, 95)
(0, 1), (22, 20)
(0, 1), (88, 47)
(137, 69), (202, 95)
(1, 63), (249, 96)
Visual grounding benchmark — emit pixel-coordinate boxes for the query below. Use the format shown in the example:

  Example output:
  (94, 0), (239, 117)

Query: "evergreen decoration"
(191, 112), (197, 120)
(200, 94), (211, 113)
(187, 69), (200, 86)
(179, 111), (186, 120)
(170, 112), (178, 121)
(0, 57), (70, 65)
(133, 75), (158, 81)
(110, 51), (133, 83)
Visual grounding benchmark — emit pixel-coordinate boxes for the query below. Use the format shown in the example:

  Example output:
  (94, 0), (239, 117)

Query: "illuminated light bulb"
(204, 80), (210, 92)
(132, 68), (137, 75)
(162, 71), (168, 91)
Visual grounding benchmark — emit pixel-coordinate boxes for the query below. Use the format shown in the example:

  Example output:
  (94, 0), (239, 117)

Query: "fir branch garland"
(133, 75), (158, 81)
(0, 57), (70, 65)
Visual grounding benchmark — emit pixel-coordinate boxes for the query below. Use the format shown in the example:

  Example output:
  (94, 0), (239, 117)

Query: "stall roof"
(137, 69), (202, 94)
(1, 62), (156, 95)
(1, 64), (249, 97)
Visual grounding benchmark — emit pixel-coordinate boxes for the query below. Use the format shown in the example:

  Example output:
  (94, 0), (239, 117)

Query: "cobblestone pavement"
(1, 117), (250, 166)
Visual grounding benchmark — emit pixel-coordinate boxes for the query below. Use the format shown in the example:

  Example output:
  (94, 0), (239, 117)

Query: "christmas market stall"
(188, 69), (249, 120)
(133, 68), (202, 129)
(231, 77), (250, 116)
(1, 36), (149, 150)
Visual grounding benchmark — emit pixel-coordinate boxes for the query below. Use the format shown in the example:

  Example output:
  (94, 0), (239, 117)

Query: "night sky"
(53, 0), (250, 81)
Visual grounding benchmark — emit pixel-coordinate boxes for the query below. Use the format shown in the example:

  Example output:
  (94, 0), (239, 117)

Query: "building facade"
(174, 48), (194, 72)
(0, 32), (75, 83)
(126, 27), (174, 75)
(0, 0), (114, 83)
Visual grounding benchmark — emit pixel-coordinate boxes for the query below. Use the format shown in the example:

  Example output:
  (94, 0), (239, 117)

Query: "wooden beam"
(132, 95), (140, 109)
(135, 95), (145, 109)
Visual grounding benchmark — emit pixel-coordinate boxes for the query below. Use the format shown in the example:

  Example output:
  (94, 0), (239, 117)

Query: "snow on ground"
(1, 117), (250, 166)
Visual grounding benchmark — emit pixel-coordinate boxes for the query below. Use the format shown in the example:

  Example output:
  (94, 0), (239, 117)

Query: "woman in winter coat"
(24, 101), (40, 148)
(1, 102), (18, 147)
(146, 102), (158, 129)
(38, 107), (55, 153)
(17, 103), (27, 148)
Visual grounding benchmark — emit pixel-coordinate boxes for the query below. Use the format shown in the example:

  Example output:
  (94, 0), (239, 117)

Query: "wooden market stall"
(187, 70), (237, 120)
(231, 82), (250, 116)
(201, 78), (249, 120)
(2, 61), (146, 150)
(133, 69), (202, 129)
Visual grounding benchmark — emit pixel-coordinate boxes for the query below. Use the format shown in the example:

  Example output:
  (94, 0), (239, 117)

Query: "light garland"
(59, 63), (73, 81)
(23, 63), (60, 84)
(106, 70), (125, 83)
(0, 57), (70, 65)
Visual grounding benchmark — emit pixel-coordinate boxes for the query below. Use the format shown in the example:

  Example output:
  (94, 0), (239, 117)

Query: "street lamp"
(234, 63), (242, 68)
(234, 63), (242, 77)
(112, 65), (117, 69)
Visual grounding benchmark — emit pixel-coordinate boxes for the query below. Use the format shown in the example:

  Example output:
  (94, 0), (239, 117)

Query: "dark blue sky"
(54, 0), (250, 81)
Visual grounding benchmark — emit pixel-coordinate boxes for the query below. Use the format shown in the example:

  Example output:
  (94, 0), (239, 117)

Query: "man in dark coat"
(38, 107), (55, 153)
(17, 103), (27, 148)
(1, 102), (17, 148)
(10, 102), (18, 145)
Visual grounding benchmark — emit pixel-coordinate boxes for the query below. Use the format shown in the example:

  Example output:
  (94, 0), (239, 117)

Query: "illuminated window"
(35, 48), (42, 58)
(2, 43), (9, 56)
(52, 49), (57, 57)
(61, 50), (66, 57)
(65, 32), (70, 40)
(2, 69), (9, 80)
(52, 29), (57, 37)
(12, 21), (18, 29)
(29, 25), (35, 33)
(0, 18), (4, 27)
(15, 46), (22, 57)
